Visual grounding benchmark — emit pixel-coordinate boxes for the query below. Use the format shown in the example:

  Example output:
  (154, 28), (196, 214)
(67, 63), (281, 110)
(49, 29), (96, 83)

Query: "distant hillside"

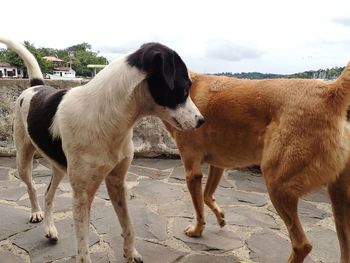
(216, 66), (345, 80)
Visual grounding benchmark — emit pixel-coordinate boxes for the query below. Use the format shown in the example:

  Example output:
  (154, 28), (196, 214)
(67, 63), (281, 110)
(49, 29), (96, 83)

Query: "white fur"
(4, 36), (203, 263)
(157, 95), (202, 130)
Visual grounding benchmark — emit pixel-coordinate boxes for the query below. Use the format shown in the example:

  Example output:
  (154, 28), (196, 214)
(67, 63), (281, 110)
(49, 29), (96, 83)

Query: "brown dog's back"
(165, 72), (349, 177)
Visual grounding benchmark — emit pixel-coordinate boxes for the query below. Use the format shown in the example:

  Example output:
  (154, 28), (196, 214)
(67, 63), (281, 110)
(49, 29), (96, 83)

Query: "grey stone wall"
(0, 79), (178, 157)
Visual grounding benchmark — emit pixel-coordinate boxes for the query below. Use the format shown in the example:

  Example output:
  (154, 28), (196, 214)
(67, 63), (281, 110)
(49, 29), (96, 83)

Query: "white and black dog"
(0, 36), (204, 263)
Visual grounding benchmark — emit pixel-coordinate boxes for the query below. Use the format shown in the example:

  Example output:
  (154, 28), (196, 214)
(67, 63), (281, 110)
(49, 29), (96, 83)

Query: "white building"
(0, 61), (24, 78)
(51, 66), (76, 79)
(43, 56), (77, 79)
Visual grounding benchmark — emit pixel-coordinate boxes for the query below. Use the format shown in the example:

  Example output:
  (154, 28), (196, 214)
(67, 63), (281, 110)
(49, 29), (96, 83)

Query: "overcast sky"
(1, 0), (350, 74)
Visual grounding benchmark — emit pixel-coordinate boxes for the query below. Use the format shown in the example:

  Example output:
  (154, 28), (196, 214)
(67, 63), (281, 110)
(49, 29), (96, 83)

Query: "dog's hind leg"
(263, 171), (312, 263)
(105, 156), (143, 263)
(15, 120), (43, 223)
(43, 166), (65, 241)
(204, 165), (226, 227)
(16, 142), (43, 222)
(328, 165), (350, 263)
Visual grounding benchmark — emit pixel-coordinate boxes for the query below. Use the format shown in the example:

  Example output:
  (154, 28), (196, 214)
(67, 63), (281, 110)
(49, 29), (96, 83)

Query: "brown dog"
(163, 65), (350, 263)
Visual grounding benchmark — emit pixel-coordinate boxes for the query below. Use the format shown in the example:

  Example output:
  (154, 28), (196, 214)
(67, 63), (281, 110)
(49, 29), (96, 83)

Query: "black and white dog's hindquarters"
(0, 36), (47, 224)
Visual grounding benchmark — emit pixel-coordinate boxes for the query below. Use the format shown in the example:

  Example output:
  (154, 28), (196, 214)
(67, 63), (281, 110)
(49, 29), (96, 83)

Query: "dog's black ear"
(128, 43), (192, 108)
(142, 50), (176, 91)
(127, 43), (177, 91)
(152, 52), (176, 90)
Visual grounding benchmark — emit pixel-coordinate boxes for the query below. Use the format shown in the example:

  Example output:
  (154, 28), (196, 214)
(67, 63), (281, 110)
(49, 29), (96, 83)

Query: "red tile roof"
(0, 61), (16, 68)
(43, 56), (64, 62)
(54, 67), (74, 72)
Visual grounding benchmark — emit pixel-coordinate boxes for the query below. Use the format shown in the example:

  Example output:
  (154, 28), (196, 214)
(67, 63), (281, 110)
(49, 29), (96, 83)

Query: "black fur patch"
(30, 78), (45, 87)
(46, 176), (53, 194)
(27, 86), (68, 167)
(127, 43), (191, 109)
(19, 98), (24, 107)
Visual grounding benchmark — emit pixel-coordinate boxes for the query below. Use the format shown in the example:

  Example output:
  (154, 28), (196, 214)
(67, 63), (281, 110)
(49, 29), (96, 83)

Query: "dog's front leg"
(105, 156), (143, 263)
(184, 160), (206, 237)
(69, 166), (105, 263)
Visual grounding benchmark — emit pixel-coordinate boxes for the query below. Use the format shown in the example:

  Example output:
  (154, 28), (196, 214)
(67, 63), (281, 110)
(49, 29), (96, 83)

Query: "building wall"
(52, 70), (76, 78)
(0, 67), (23, 78)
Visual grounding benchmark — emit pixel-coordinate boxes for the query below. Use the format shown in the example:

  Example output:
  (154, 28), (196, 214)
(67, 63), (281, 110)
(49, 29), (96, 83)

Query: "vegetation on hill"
(216, 66), (345, 80)
(0, 41), (53, 75)
(0, 42), (108, 77)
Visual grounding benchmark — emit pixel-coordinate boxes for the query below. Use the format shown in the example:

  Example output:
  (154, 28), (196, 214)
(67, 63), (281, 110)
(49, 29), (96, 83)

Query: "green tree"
(0, 41), (53, 76)
(0, 41), (108, 78)
(23, 41), (53, 75)
(66, 43), (107, 76)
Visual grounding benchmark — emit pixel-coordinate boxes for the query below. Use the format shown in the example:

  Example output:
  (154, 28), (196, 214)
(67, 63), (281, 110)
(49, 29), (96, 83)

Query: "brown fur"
(163, 64), (350, 263)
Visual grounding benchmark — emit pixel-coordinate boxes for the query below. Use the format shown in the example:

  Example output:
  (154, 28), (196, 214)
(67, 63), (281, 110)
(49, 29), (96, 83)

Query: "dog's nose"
(195, 115), (205, 128)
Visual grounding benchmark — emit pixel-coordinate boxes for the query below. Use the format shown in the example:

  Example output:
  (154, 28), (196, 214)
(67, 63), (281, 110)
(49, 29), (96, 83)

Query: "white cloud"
(332, 17), (350, 27)
(1, 0), (350, 73)
(205, 41), (263, 61)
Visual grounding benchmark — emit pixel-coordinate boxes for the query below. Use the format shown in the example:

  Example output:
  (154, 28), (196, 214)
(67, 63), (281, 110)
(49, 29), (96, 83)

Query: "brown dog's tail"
(326, 62), (350, 111)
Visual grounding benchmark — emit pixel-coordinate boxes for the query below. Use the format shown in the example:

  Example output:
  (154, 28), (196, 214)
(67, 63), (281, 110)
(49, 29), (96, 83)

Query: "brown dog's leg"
(204, 165), (226, 227)
(328, 166), (350, 263)
(264, 173), (312, 263)
(184, 159), (205, 237)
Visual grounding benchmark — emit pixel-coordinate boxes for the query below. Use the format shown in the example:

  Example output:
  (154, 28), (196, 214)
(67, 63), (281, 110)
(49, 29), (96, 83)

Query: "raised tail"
(326, 62), (350, 111)
(0, 36), (44, 86)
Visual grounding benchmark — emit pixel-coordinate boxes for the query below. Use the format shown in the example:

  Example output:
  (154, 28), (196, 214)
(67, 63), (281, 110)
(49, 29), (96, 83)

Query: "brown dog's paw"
(218, 211), (226, 227)
(184, 224), (203, 237)
(219, 218), (226, 228)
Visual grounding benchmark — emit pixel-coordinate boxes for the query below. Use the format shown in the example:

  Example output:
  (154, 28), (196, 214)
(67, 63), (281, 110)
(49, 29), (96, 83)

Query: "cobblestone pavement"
(0, 157), (339, 263)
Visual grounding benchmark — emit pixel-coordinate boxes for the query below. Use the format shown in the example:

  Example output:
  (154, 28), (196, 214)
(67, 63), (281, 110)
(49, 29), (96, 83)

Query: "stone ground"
(0, 157), (340, 263)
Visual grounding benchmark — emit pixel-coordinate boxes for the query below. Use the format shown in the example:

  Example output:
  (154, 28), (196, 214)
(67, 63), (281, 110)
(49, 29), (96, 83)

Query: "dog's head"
(127, 43), (204, 130)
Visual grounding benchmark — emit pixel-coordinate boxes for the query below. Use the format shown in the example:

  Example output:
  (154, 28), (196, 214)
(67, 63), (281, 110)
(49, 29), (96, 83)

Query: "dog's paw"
(30, 211), (44, 223)
(44, 225), (59, 241)
(76, 255), (92, 263)
(124, 248), (143, 263)
(184, 224), (203, 237)
(219, 218), (226, 228)
(218, 211), (226, 228)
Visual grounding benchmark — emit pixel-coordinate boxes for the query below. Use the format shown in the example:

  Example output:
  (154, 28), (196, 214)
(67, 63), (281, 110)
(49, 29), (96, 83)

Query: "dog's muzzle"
(195, 115), (205, 128)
